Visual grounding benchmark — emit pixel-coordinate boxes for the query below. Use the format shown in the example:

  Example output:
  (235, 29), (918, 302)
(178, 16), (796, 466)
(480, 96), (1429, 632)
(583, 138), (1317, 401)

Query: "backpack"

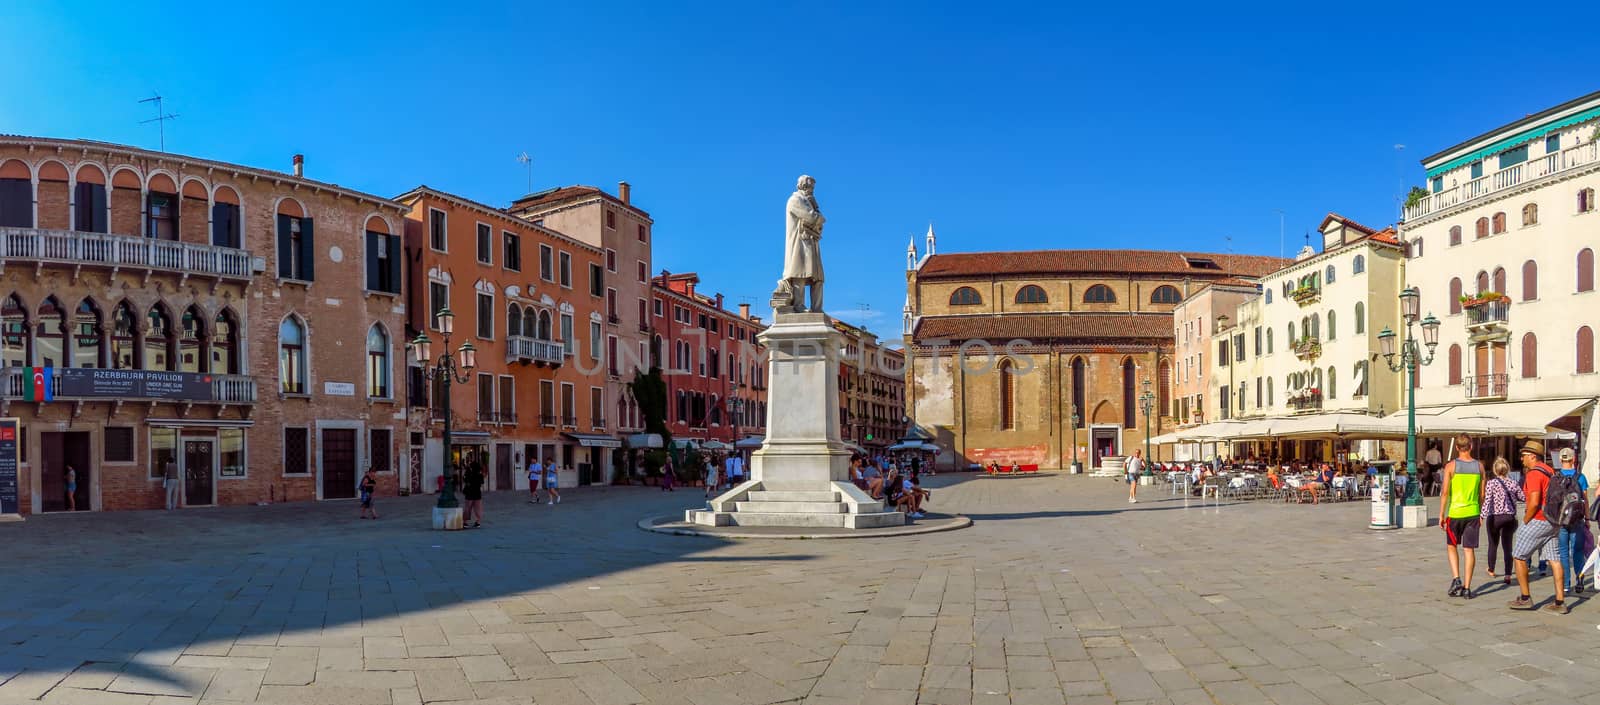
(1538, 467), (1587, 528)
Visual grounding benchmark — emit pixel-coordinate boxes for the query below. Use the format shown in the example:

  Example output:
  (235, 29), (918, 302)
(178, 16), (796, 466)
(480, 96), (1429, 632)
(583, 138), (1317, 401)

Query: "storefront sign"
(324, 382), (356, 397)
(0, 418), (19, 515)
(54, 369), (214, 401)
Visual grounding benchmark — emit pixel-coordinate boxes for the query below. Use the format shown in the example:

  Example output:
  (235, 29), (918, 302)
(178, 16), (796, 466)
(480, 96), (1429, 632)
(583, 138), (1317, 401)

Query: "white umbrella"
(700, 440), (732, 451)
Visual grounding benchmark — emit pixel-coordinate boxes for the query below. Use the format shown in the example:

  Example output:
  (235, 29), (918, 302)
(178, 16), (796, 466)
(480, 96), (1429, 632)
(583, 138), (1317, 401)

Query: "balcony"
(1464, 297), (1511, 337)
(506, 335), (564, 366)
(560, 415), (577, 427)
(1406, 141), (1600, 221)
(1466, 373), (1509, 401)
(1292, 336), (1322, 361)
(1290, 285), (1320, 306)
(1287, 390), (1323, 414)
(539, 413), (556, 427)
(1, 367), (257, 407)
(590, 416), (606, 428)
(0, 228), (255, 283)
(478, 409), (518, 425)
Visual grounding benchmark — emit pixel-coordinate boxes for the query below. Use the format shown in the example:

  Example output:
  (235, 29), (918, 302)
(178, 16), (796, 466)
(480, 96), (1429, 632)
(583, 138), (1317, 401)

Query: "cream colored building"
(1402, 89), (1600, 471)
(1171, 280), (1258, 428)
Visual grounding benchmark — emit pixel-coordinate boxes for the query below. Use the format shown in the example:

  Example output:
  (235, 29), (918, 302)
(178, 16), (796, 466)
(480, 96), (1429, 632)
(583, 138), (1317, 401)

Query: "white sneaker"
(547, 500), (554, 505)
(556, 496), (561, 504)
(1129, 498), (1137, 503)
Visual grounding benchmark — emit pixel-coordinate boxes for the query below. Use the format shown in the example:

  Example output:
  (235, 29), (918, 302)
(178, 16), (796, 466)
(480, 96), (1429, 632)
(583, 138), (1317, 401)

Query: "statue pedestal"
(432, 506), (463, 531)
(687, 313), (904, 529)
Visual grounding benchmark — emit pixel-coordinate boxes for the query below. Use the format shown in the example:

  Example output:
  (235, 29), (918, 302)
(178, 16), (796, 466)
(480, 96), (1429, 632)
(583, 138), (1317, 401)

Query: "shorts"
(544, 479), (558, 490)
(65, 484), (76, 494)
(1125, 473), (1137, 484)
(1444, 516), (1480, 548)
(360, 492), (373, 508)
(1512, 518), (1560, 563)
(852, 479), (869, 491)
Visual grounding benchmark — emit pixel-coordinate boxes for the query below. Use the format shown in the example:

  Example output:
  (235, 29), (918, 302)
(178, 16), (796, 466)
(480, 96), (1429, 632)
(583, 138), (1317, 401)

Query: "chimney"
(715, 293), (724, 309)
(618, 181), (631, 205)
(739, 303), (750, 320)
(292, 154), (304, 178)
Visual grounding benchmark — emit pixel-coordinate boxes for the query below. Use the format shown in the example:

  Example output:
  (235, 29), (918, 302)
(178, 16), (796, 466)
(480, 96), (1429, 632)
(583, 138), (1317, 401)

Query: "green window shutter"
(299, 217), (315, 281)
(387, 232), (403, 294)
(277, 214), (293, 277)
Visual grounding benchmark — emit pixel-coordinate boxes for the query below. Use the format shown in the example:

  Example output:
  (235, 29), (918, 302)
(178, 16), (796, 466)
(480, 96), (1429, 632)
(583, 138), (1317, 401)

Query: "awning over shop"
(562, 432), (621, 448)
(699, 440), (732, 451)
(1178, 399), (1593, 443)
(625, 433), (664, 449)
(735, 435), (765, 449)
(1420, 398), (1591, 436)
(448, 431), (491, 441)
(147, 418), (255, 428)
(887, 440), (941, 452)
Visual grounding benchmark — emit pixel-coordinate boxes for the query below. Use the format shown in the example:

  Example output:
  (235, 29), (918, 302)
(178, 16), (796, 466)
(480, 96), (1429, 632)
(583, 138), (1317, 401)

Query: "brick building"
(398, 187), (616, 493)
(833, 319), (906, 450)
(902, 229), (1283, 471)
(649, 272), (767, 447)
(0, 137), (409, 513)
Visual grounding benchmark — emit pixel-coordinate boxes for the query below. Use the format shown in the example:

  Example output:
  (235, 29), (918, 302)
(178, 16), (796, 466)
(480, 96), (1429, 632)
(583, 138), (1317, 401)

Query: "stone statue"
(774, 174), (825, 313)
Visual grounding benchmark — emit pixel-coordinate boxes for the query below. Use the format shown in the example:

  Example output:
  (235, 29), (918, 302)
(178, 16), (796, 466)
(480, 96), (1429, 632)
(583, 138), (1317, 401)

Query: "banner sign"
(0, 418), (18, 515)
(53, 368), (215, 402)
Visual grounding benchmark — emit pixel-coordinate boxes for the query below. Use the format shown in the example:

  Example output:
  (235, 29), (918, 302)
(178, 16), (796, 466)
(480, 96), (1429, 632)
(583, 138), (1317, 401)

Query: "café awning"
(1419, 398), (1591, 436)
(562, 432), (621, 448)
(625, 433), (664, 448)
(735, 435), (765, 449)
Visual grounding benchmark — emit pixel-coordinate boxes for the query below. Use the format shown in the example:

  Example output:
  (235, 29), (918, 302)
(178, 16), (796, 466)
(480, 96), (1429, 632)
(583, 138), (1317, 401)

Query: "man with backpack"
(1555, 448), (1590, 594)
(1437, 435), (1483, 599)
(1509, 440), (1577, 613)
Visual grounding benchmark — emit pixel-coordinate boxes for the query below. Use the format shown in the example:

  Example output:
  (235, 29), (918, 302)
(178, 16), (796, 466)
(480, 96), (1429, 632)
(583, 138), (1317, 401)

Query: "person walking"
(726, 453), (744, 487)
(1126, 449), (1144, 504)
(1425, 443), (1444, 495)
(359, 466), (379, 519)
(1555, 447), (1590, 594)
(1438, 435), (1483, 598)
(704, 459), (720, 498)
(462, 463), (484, 528)
(660, 459), (676, 492)
(163, 459), (180, 510)
(1509, 440), (1567, 613)
(527, 455), (543, 504)
(544, 462), (561, 505)
(1482, 457), (1523, 586)
(64, 465), (77, 511)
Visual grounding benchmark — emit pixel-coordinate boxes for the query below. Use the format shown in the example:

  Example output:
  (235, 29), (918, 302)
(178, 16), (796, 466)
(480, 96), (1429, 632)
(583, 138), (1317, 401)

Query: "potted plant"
(1459, 290), (1507, 308)
(1404, 186), (1430, 210)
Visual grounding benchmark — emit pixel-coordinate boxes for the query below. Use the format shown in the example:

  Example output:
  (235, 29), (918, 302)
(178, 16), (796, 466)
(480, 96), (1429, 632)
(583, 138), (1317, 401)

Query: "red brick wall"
(110, 188), (140, 236)
(36, 180), (69, 230)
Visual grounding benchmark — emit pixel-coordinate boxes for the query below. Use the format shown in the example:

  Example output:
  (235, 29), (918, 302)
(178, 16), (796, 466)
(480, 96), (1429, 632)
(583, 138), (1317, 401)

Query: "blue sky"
(1, 2), (1592, 335)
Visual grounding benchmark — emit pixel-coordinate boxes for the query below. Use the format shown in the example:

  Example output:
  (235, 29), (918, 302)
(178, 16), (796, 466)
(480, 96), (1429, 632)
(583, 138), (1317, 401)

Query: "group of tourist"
(1439, 436), (1593, 614)
(848, 455), (929, 518)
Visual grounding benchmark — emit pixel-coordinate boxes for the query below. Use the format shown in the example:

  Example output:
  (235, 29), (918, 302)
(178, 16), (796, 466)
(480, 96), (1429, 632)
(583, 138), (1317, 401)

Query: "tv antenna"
(138, 95), (178, 152)
(516, 152), (533, 193)
(1272, 208), (1285, 260)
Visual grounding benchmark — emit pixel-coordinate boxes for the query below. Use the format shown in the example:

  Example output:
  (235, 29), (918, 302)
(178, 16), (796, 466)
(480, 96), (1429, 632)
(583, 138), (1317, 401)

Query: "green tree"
(629, 367), (672, 476)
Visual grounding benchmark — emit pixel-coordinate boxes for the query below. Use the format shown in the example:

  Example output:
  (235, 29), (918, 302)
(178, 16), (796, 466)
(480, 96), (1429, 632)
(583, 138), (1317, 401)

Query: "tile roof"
(1322, 212), (1380, 236)
(508, 185), (652, 217)
(912, 313), (1174, 342)
(918, 250), (1285, 280)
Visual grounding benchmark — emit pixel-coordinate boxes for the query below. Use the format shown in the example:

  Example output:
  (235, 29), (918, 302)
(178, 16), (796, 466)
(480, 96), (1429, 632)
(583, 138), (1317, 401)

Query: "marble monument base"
(686, 312), (903, 529)
(432, 506), (464, 531)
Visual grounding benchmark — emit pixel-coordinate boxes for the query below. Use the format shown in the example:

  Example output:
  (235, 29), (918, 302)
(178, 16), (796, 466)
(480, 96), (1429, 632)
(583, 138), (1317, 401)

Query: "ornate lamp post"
(1378, 286), (1440, 508)
(412, 308), (477, 510)
(1138, 378), (1155, 473)
(1069, 405), (1081, 472)
(726, 394), (746, 461)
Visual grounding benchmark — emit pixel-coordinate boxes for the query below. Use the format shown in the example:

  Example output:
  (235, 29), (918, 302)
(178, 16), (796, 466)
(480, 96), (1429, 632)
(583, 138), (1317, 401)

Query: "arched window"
(1309, 313), (1320, 339)
(1580, 326), (1595, 374)
(145, 304), (174, 371)
(1411, 238), (1424, 259)
(1265, 289), (1273, 304)
(1581, 188), (1596, 213)
(1523, 202), (1539, 226)
(111, 301), (137, 369)
(1579, 249), (1595, 293)
(1354, 360), (1369, 397)
(1447, 344), (1462, 385)
(1352, 255), (1365, 274)
(1449, 225), (1462, 246)
(1150, 285), (1182, 304)
(1326, 366), (1336, 399)
(507, 303), (523, 337)
(1121, 358), (1136, 429)
(1014, 285), (1047, 304)
(1158, 359), (1171, 414)
(1475, 217), (1490, 239)
(1266, 328), (1274, 353)
(537, 310), (553, 339)
(1325, 265), (1336, 284)
(1354, 302), (1365, 334)
(35, 297), (65, 368)
(998, 359), (1015, 430)
(949, 287), (983, 306)
(73, 299), (102, 369)
(1327, 311), (1337, 340)
(177, 306), (204, 373)
(367, 325), (389, 398)
(1287, 322), (1296, 343)
(1523, 260), (1539, 301)
(1267, 377), (1273, 405)
(212, 309), (238, 374)
(1522, 333), (1538, 378)
(1070, 357), (1086, 418)
(523, 308), (537, 340)
(279, 316), (307, 394)
(0, 294), (27, 368)
(1492, 267), (1506, 295)
(1475, 270), (1489, 295)
(1492, 212), (1507, 234)
(1085, 284), (1117, 304)
(1449, 277), (1463, 314)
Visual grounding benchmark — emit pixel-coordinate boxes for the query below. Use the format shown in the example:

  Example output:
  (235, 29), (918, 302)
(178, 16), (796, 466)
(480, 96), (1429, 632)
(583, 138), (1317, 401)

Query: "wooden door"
(322, 429), (357, 499)
(183, 439), (214, 506)
(495, 443), (512, 490)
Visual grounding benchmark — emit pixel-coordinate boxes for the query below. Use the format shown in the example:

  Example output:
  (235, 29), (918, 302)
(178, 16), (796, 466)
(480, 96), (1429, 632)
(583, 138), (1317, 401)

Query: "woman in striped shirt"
(1481, 457), (1524, 586)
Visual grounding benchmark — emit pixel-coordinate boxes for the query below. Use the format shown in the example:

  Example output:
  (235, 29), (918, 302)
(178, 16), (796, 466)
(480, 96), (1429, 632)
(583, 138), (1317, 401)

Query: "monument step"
(845, 511), (908, 529)
(746, 490), (839, 503)
(734, 501), (847, 514)
(726, 512), (849, 528)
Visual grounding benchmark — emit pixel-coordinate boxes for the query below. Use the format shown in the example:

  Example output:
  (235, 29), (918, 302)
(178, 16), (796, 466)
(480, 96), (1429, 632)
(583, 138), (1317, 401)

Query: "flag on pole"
(24, 367), (52, 402)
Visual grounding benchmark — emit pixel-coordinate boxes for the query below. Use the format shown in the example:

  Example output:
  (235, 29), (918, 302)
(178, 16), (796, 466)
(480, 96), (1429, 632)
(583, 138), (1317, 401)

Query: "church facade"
(901, 228), (1284, 470)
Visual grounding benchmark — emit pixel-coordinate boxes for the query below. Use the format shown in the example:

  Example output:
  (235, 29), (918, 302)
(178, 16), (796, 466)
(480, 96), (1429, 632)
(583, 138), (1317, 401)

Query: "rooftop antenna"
(1272, 209), (1285, 260)
(138, 95), (178, 152)
(1393, 144), (1407, 219)
(516, 152), (533, 194)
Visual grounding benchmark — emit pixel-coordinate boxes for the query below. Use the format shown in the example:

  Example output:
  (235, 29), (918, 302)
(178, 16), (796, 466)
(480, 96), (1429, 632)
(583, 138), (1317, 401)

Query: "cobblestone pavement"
(3, 474), (1599, 705)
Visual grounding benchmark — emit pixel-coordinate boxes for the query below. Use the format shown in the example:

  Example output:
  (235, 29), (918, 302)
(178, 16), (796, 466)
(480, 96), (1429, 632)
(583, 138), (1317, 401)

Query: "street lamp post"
(726, 394), (745, 462)
(1138, 378), (1155, 473)
(1069, 405), (1081, 472)
(1378, 286), (1440, 508)
(412, 308), (477, 511)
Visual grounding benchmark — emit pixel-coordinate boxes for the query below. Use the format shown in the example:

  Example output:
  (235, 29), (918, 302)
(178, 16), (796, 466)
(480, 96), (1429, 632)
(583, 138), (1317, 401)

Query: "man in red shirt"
(1509, 440), (1566, 613)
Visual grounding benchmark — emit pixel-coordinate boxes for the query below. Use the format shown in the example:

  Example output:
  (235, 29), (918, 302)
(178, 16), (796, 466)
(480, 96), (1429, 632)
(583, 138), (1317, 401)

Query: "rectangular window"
(637, 224), (646, 242)
(637, 261), (647, 283)
(653, 298), (663, 317)
(1470, 161), (1484, 180)
(366, 231), (401, 294)
(369, 429), (391, 474)
(407, 365), (427, 407)
(1253, 327), (1262, 356)
(589, 263), (604, 297)
(1498, 145), (1528, 170)
(540, 380), (555, 426)
(606, 248), (617, 272)
(276, 215), (314, 281)
(0, 178), (30, 228)
(560, 313), (574, 355)
(476, 223), (492, 264)
(607, 289), (618, 319)
(476, 292), (493, 339)
(74, 182), (108, 233)
(146, 192), (178, 240)
(1430, 176), (1443, 194)
(560, 383), (576, 426)
(283, 427), (310, 475)
(104, 427), (134, 463)
(219, 428), (245, 477)
(608, 336), (619, 375)
(1234, 334), (1245, 362)
(211, 202), (240, 248)
(149, 428), (177, 478)
(478, 373), (495, 419)
(1218, 339), (1228, 362)
(638, 299), (647, 329)
(503, 231), (521, 271)
(589, 321), (602, 359)
(1547, 134), (1561, 154)
(698, 314), (708, 329)
(605, 210), (616, 229)
(591, 387), (604, 427)
(429, 208), (447, 251)
(539, 244), (554, 281)
(498, 376), (515, 418)
(559, 251), (572, 287)
(428, 282), (448, 331)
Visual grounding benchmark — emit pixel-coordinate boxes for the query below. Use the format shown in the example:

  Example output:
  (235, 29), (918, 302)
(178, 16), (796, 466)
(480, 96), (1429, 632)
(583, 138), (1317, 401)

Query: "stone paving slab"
(5, 479), (1600, 704)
